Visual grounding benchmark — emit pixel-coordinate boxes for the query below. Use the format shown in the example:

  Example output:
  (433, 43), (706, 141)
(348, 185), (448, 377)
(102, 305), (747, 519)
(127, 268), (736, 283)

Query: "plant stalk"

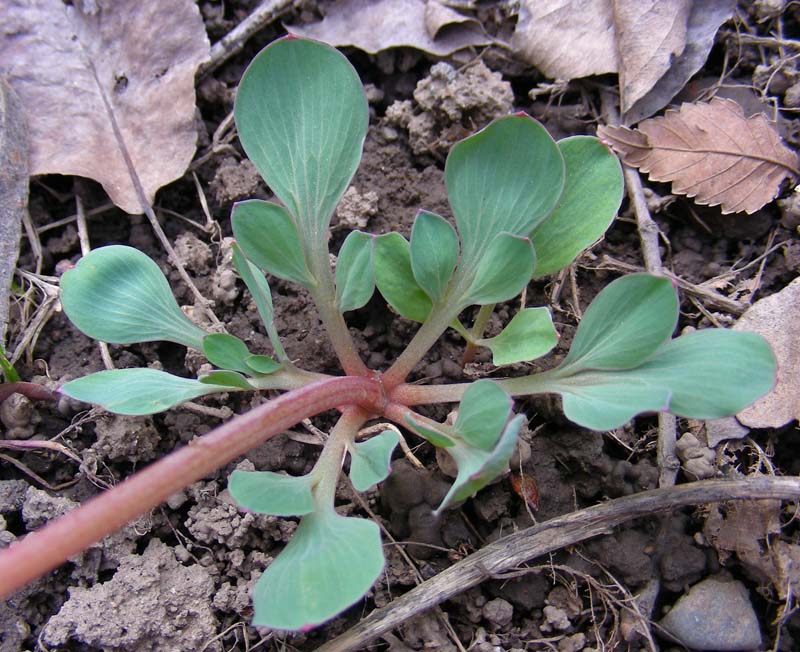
(312, 406), (369, 508)
(0, 375), (384, 598)
(462, 303), (495, 365)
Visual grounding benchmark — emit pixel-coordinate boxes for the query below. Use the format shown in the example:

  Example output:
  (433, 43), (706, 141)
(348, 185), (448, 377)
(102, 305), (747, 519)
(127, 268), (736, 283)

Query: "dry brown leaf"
(0, 79), (27, 342)
(0, 0), (210, 214)
(287, 0), (491, 56)
(512, 0), (734, 121)
(734, 276), (800, 429)
(598, 98), (799, 214)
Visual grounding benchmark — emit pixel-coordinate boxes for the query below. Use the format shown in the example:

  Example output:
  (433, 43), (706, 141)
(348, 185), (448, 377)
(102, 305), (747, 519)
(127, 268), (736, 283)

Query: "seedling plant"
(14, 38), (776, 630)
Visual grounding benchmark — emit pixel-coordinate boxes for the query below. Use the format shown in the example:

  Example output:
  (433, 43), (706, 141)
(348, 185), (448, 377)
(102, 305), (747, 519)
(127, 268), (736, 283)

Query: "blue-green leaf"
(403, 413), (456, 448)
(232, 200), (315, 288)
(348, 430), (400, 491)
(245, 354), (281, 375)
(229, 470), (315, 517)
(202, 333), (252, 374)
(532, 136), (624, 277)
(235, 37), (368, 246)
(462, 233), (535, 306)
(199, 370), (253, 391)
(374, 232), (432, 322)
(60, 245), (207, 349)
(478, 307), (558, 365)
(336, 230), (375, 312)
(410, 211), (459, 303)
(561, 274), (678, 371)
(453, 379), (512, 452)
(252, 510), (383, 630)
(446, 115), (564, 268)
(61, 368), (233, 415)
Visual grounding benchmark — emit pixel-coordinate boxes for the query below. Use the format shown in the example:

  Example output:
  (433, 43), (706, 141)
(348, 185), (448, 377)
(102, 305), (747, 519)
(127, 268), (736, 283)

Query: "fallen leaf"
(734, 277), (799, 428)
(0, 79), (27, 342)
(511, 0), (619, 80)
(287, 0), (491, 56)
(614, 0), (691, 114)
(0, 0), (210, 214)
(598, 98), (799, 214)
(625, 0), (736, 123)
(512, 0), (735, 121)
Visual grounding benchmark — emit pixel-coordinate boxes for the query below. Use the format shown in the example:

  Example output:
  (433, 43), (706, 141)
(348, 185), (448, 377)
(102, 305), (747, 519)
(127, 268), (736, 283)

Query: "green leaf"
(446, 115), (564, 268)
(202, 333), (252, 374)
(374, 233), (432, 322)
(235, 37), (368, 246)
(232, 200), (315, 288)
(0, 344), (20, 383)
(550, 329), (776, 430)
(561, 274), (678, 371)
(199, 370), (253, 391)
(245, 354), (281, 375)
(462, 233), (535, 306)
(61, 368), (233, 415)
(336, 230), (375, 312)
(410, 211), (459, 303)
(60, 246), (207, 349)
(532, 136), (624, 277)
(229, 469), (315, 517)
(252, 510), (383, 630)
(478, 307), (558, 365)
(348, 430), (400, 491)
(403, 413), (456, 448)
(453, 379), (512, 452)
(231, 243), (274, 327)
(435, 414), (524, 514)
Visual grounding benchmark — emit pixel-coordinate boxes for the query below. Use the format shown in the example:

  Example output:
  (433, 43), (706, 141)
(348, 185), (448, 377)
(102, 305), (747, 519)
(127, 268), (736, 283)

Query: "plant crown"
(59, 37), (776, 631)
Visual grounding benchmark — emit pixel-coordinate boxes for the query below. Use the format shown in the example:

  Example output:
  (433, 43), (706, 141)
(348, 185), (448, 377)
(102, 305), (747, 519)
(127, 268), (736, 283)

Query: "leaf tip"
(512, 110), (531, 119)
(284, 33), (301, 41)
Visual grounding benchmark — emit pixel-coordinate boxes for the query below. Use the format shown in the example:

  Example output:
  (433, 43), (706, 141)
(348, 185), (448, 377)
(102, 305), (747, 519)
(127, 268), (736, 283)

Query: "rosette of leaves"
(56, 36), (776, 632)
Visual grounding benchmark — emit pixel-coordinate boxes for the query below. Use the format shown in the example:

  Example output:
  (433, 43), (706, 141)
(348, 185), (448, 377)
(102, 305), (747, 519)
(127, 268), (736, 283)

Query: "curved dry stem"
(0, 375), (385, 598)
(316, 476), (800, 652)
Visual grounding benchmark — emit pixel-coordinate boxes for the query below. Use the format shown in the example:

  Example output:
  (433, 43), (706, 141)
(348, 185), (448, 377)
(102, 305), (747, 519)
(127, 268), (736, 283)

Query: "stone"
(659, 576), (762, 651)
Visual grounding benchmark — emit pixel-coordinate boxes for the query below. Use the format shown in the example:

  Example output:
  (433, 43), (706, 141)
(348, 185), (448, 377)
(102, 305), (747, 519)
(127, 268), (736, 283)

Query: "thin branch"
(316, 476), (800, 652)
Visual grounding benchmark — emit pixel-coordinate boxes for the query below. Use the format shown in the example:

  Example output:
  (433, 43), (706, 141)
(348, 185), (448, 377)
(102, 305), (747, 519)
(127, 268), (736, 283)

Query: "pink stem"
(0, 382), (58, 404)
(0, 375), (384, 597)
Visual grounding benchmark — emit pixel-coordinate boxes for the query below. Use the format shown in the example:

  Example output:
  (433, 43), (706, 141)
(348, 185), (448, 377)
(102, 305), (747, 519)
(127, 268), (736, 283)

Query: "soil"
(3, 1), (800, 651)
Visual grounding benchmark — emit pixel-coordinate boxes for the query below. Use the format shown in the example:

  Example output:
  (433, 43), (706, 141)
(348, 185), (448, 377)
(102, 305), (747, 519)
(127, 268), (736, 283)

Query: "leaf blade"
(335, 230), (375, 312)
(229, 470), (315, 517)
(60, 245), (207, 349)
(349, 430), (400, 491)
(478, 307), (558, 365)
(373, 232), (432, 322)
(409, 211), (459, 303)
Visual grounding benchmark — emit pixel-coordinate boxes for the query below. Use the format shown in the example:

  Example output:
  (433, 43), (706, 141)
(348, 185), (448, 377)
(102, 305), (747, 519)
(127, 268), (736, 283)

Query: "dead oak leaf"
(734, 276), (800, 429)
(287, 0), (491, 56)
(0, 0), (210, 215)
(598, 98), (799, 215)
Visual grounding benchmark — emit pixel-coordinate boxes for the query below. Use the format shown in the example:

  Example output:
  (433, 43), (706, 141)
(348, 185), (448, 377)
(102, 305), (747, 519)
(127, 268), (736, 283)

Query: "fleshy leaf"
(532, 136), (624, 277)
(61, 368), (233, 415)
(462, 233), (535, 306)
(560, 274), (678, 372)
(435, 415), (524, 514)
(549, 329), (776, 430)
(60, 245), (207, 349)
(409, 211), (459, 303)
(199, 370), (253, 391)
(245, 355), (281, 375)
(336, 230), (375, 312)
(403, 413), (456, 448)
(478, 307), (558, 365)
(202, 333), (251, 374)
(252, 510), (383, 630)
(234, 37), (368, 245)
(231, 200), (315, 288)
(445, 115), (564, 267)
(348, 430), (400, 491)
(229, 469), (314, 516)
(231, 243), (274, 327)
(374, 232), (432, 322)
(453, 379), (512, 452)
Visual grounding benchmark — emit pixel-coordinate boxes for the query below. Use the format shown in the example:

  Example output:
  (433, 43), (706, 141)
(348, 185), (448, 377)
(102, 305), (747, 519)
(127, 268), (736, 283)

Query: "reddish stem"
(0, 382), (58, 404)
(0, 375), (384, 598)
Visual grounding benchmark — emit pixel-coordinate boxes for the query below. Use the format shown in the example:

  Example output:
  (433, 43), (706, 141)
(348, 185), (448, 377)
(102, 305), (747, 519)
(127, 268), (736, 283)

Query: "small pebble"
(659, 576), (762, 651)
(481, 598), (513, 628)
